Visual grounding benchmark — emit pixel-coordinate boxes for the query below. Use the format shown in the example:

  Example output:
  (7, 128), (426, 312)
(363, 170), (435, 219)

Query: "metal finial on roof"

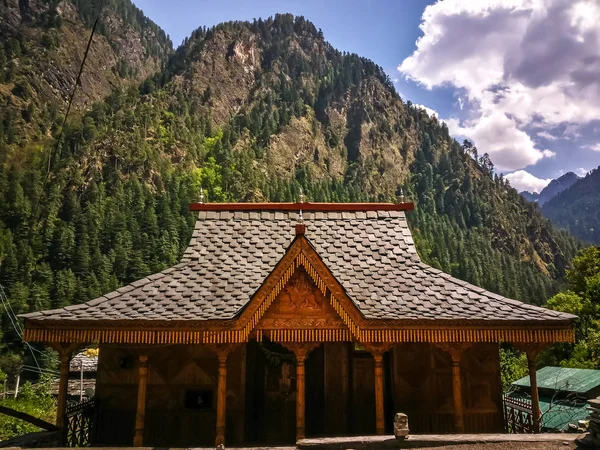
(399, 188), (405, 203)
(199, 188), (204, 204)
(298, 188), (305, 224)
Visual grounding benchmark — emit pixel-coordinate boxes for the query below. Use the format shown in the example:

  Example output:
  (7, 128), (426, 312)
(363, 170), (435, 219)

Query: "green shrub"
(0, 376), (56, 441)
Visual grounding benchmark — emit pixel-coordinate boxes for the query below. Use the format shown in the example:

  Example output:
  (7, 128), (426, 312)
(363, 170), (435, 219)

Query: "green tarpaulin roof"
(505, 392), (589, 431)
(512, 366), (600, 395)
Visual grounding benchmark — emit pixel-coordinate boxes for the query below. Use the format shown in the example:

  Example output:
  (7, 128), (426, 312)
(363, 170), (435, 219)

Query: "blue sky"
(135, 0), (600, 193)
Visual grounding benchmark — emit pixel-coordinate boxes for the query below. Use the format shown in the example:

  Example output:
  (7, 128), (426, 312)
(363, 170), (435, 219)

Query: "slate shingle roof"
(21, 210), (575, 323)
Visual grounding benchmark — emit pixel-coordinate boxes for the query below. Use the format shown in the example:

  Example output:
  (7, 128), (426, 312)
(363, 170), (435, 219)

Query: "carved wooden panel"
(461, 344), (504, 432)
(324, 343), (349, 435)
(391, 343), (503, 434)
(257, 268), (346, 330)
(351, 351), (375, 435)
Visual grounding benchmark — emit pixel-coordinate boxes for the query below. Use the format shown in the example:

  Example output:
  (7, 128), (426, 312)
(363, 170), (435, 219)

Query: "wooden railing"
(503, 395), (538, 433)
(64, 398), (97, 447)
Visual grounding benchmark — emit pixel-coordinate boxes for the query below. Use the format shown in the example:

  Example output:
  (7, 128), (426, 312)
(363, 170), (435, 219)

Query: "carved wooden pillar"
(56, 352), (71, 430)
(450, 355), (464, 433)
(513, 343), (546, 433)
(296, 352), (307, 440)
(216, 352), (228, 446)
(437, 343), (470, 433)
(282, 342), (319, 441)
(51, 343), (79, 432)
(209, 344), (237, 447)
(527, 350), (541, 433)
(364, 343), (392, 436)
(133, 354), (149, 447)
(373, 352), (385, 435)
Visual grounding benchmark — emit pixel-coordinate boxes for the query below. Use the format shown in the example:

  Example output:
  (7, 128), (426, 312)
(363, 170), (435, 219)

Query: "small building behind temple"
(505, 366), (600, 432)
(50, 350), (98, 402)
(20, 202), (576, 447)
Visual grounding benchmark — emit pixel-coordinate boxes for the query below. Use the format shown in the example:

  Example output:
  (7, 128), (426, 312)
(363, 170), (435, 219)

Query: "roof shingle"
(21, 210), (575, 323)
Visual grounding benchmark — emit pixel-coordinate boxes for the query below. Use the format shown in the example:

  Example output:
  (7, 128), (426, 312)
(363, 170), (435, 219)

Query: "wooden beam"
(189, 202), (415, 212)
(133, 354), (148, 447)
(0, 405), (58, 431)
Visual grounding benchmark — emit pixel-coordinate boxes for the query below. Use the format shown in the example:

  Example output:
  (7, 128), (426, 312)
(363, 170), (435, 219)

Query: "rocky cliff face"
(0, 0), (171, 151)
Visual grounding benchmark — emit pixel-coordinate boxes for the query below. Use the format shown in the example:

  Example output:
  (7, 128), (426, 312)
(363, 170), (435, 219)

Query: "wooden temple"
(20, 202), (576, 447)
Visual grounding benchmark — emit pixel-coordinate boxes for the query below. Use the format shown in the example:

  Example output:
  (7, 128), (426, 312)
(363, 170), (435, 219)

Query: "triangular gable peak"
(235, 235), (364, 343)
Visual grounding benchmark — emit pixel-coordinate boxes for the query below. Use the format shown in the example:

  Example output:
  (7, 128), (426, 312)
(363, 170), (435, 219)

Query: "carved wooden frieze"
(256, 269), (346, 330)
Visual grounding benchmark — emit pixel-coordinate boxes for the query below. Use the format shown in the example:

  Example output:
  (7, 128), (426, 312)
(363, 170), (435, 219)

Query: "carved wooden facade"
(20, 203), (576, 446)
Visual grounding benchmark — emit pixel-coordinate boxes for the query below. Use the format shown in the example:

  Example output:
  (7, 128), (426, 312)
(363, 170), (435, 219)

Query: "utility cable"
(45, 0), (106, 179)
(0, 284), (45, 373)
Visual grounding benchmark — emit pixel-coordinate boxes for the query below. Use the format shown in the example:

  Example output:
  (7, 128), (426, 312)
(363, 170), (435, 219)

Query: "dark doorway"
(245, 340), (326, 444)
(306, 344), (325, 436)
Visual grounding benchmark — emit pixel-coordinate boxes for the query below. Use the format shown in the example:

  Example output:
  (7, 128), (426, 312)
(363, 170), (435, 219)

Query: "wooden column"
(133, 354), (149, 447)
(51, 343), (79, 432)
(450, 355), (464, 433)
(364, 343), (392, 436)
(283, 342), (319, 442)
(296, 352), (307, 440)
(209, 344), (238, 447)
(216, 352), (228, 447)
(437, 343), (470, 433)
(513, 343), (546, 433)
(56, 352), (70, 430)
(527, 351), (541, 433)
(373, 352), (385, 435)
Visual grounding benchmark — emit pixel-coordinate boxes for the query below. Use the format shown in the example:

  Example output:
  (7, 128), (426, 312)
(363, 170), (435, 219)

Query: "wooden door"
(245, 341), (296, 444)
(350, 350), (376, 435)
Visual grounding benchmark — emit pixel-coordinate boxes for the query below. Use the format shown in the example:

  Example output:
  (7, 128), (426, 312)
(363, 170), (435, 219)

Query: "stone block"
(394, 412), (409, 440)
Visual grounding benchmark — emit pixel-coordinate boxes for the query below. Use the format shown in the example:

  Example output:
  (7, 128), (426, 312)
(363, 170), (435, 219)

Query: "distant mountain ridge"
(521, 172), (580, 205)
(543, 167), (600, 244)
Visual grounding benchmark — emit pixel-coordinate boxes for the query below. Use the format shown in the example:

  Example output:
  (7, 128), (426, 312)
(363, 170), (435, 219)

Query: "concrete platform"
(297, 433), (584, 449)
(0, 434), (586, 450)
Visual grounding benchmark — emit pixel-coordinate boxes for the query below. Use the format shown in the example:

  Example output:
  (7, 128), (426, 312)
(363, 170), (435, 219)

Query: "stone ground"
(398, 443), (577, 450)
(296, 434), (584, 450)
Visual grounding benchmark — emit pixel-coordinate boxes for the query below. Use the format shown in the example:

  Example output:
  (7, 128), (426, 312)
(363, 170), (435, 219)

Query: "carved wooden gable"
(235, 236), (365, 343)
(256, 268), (347, 331)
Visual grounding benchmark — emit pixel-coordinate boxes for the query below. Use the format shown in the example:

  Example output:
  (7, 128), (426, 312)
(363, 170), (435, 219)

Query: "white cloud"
(414, 104), (437, 118)
(575, 167), (589, 176)
(399, 0), (600, 171)
(446, 112), (549, 171)
(505, 170), (552, 193)
(587, 143), (600, 152)
(537, 130), (558, 140)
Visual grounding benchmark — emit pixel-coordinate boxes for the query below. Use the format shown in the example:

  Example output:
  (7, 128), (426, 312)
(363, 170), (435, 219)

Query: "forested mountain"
(0, 3), (581, 366)
(0, 0), (171, 152)
(543, 167), (600, 245)
(521, 172), (580, 205)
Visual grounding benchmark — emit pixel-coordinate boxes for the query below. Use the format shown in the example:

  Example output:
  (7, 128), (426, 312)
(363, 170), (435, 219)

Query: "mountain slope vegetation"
(0, 6), (581, 368)
(543, 167), (600, 245)
(521, 172), (580, 205)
